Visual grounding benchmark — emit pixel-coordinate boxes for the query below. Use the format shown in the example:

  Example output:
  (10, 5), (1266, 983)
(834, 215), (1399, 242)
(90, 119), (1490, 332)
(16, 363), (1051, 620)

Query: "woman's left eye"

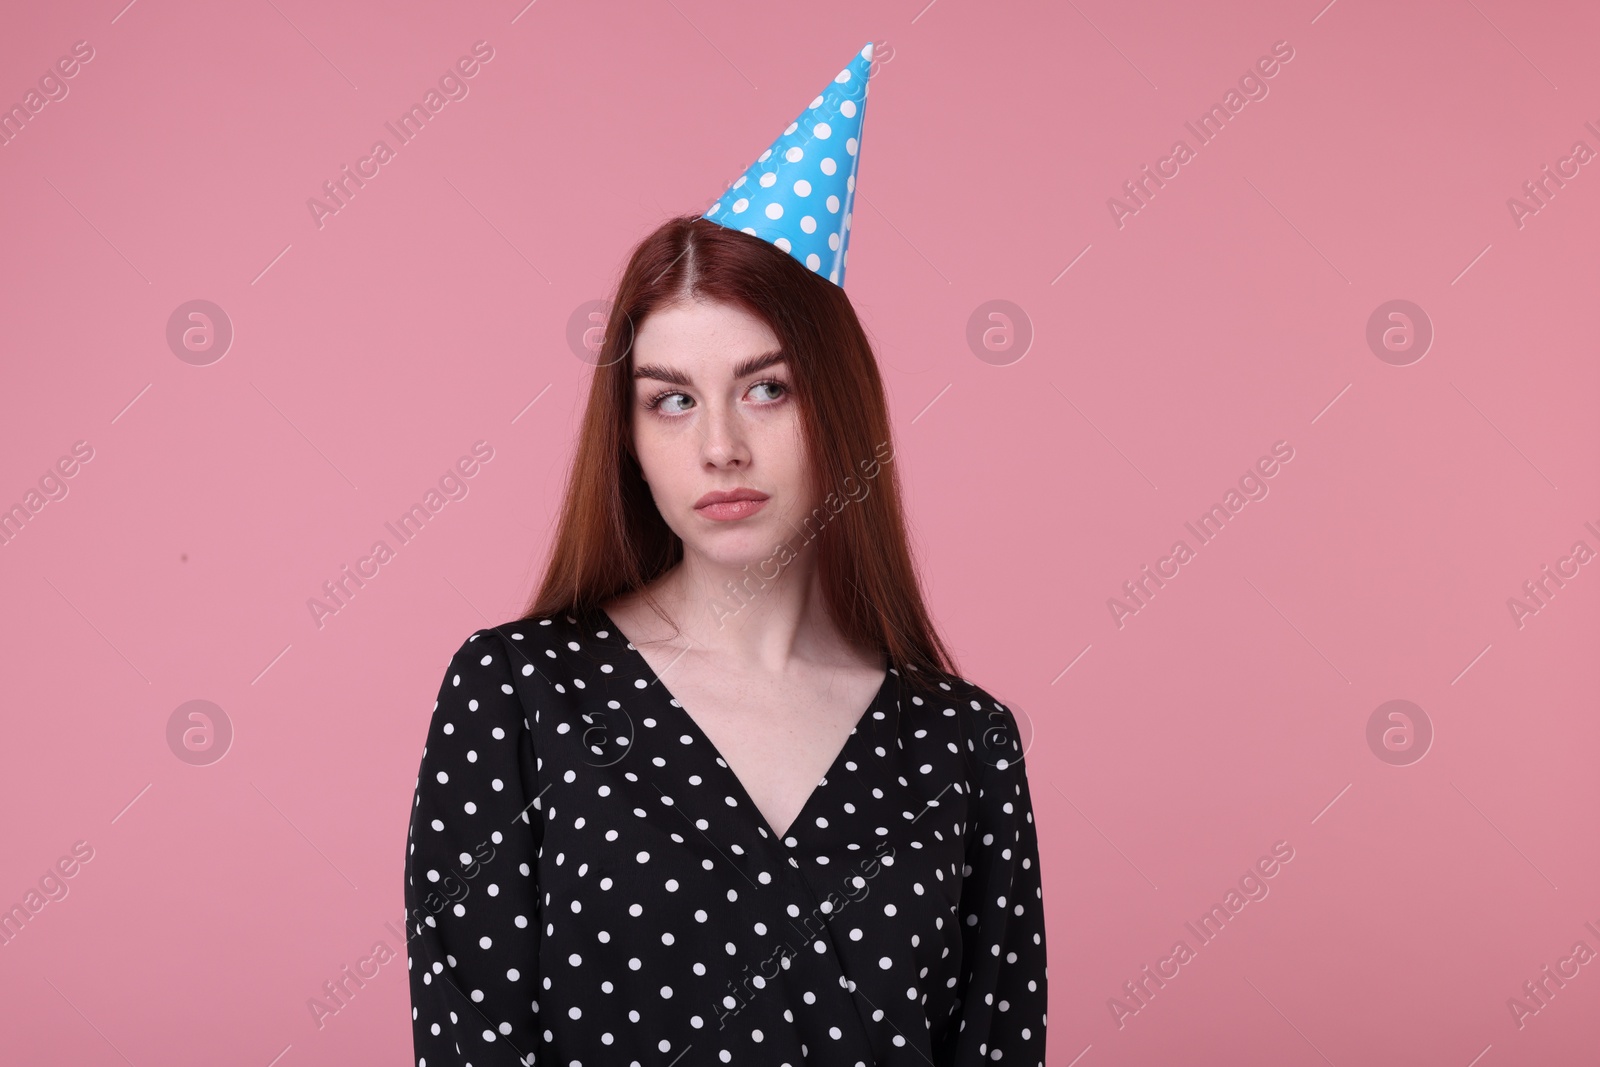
(749, 380), (787, 402)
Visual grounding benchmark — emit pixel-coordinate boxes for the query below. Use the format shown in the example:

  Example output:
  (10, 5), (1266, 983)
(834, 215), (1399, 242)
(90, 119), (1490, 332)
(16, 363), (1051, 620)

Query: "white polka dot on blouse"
(404, 608), (1047, 1065)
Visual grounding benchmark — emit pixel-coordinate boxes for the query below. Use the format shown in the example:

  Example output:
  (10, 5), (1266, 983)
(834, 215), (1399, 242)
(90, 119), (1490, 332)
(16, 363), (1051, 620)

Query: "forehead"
(633, 299), (780, 369)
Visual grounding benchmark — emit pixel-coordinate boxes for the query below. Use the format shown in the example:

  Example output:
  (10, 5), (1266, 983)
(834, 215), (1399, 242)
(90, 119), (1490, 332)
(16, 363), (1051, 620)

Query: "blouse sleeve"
(953, 696), (1049, 1066)
(404, 629), (545, 1066)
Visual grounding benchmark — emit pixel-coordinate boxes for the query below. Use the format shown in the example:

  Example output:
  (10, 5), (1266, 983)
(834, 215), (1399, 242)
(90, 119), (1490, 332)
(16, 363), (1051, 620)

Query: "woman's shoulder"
(427, 611), (591, 694)
(897, 665), (1030, 771)
(444, 609), (601, 657)
(897, 663), (1012, 715)
(442, 607), (631, 697)
(491, 607), (596, 637)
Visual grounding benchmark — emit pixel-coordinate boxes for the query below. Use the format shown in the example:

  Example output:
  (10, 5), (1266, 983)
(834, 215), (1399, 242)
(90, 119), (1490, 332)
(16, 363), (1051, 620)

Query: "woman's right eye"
(645, 391), (694, 415)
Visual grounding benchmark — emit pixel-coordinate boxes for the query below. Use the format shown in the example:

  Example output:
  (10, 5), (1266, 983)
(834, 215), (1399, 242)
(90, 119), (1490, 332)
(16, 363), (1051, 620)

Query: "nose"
(699, 401), (751, 469)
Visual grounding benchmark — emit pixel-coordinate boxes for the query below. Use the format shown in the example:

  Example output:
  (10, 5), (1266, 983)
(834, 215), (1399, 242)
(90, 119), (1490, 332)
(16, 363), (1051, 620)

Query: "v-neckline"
(592, 607), (894, 842)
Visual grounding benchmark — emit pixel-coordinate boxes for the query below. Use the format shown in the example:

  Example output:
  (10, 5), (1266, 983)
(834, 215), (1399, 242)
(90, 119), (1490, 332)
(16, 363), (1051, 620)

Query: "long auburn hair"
(522, 215), (958, 687)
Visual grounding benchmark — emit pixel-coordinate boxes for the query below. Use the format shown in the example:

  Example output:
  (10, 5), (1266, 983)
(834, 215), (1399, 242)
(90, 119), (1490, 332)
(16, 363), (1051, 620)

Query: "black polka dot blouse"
(403, 608), (1048, 1065)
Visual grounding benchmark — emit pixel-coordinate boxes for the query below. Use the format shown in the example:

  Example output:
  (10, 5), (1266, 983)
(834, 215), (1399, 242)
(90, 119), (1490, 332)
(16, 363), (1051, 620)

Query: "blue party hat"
(702, 42), (875, 288)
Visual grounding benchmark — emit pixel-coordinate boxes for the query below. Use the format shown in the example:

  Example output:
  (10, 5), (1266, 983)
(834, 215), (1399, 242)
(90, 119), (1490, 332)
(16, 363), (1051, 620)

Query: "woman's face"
(629, 298), (815, 571)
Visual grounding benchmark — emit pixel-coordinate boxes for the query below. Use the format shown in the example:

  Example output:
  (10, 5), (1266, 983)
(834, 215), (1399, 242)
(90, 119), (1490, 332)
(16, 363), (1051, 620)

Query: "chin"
(689, 537), (771, 565)
(684, 529), (781, 568)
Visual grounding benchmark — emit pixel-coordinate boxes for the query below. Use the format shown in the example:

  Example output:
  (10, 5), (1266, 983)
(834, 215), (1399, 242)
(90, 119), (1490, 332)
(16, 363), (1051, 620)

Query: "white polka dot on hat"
(702, 42), (874, 289)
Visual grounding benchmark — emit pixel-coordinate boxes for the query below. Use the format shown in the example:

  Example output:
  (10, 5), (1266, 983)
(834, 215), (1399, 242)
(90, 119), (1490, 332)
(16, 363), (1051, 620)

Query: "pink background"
(3, 0), (1598, 1063)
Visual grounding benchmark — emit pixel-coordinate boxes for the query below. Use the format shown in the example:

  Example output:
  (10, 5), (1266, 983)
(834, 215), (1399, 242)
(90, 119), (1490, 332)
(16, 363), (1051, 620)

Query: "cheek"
(633, 425), (679, 489)
(769, 418), (812, 499)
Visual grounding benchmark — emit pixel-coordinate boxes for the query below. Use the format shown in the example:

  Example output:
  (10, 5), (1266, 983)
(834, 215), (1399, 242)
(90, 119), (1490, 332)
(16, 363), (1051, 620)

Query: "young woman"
(404, 45), (1045, 1067)
(402, 215), (1047, 1066)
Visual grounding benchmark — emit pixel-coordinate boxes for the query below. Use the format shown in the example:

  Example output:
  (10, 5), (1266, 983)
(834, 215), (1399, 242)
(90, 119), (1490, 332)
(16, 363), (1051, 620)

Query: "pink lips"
(694, 488), (769, 522)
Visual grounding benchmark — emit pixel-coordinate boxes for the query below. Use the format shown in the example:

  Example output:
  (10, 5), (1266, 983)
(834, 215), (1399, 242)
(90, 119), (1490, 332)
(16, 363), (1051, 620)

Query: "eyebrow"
(633, 348), (786, 388)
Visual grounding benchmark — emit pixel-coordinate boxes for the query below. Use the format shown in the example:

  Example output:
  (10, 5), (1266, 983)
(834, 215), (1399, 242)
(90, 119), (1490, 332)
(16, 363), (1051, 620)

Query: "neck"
(626, 542), (851, 675)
